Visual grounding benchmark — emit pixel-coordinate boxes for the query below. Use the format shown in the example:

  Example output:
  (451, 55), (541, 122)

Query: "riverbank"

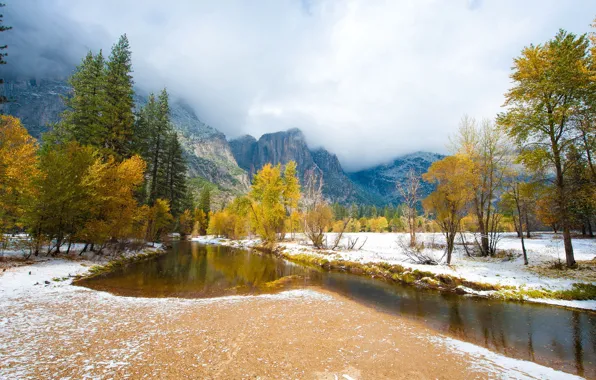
(193, 233), (596, 311)
(0, 258), (584, 379)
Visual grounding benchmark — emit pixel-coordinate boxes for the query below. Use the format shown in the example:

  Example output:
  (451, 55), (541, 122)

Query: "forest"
(0, 19), (596, 274)
(203, 26), (596, 269)
(2, 25), (596, 272)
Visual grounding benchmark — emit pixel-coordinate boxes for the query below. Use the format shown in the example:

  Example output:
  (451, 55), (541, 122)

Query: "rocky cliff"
(2, 78), (443, 207)
(1, 78), (249, 197)
(230, 129), (364, 203)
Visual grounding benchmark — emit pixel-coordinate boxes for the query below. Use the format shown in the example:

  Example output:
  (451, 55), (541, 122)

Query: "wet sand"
(0, 260), (578, 379)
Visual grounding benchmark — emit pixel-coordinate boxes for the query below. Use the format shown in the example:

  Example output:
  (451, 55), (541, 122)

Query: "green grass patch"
(75, 248), (166, 282)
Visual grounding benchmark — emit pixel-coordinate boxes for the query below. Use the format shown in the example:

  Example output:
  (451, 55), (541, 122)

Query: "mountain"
(230, 128), (362, 203)
(2, 78), (443, 207)
(0, 78), (249, 202)
(348, 151), (445, 205)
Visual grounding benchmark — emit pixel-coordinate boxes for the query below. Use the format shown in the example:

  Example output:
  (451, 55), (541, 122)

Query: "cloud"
(3, 0), (595, 170)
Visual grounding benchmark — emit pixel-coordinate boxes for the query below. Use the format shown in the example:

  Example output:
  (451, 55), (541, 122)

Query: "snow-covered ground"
(0, 258), (586, 379)
(193, 232), (596, 311)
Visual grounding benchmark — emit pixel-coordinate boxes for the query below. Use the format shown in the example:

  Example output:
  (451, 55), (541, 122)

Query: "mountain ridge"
(1, 77), (250, 203)
(229, 129), (443, 206)
(2, 77), (443, 207)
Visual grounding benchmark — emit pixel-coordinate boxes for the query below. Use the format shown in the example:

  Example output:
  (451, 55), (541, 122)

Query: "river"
(77, 242), (596, 378)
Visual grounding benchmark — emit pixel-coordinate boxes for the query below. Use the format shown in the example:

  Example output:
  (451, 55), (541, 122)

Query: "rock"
(455, 286), (470, 295)
(230, 129), (363, 204)
(44, 280), (50, 285)
(348, 151), (444, 205)
(1, 78), (250, 204)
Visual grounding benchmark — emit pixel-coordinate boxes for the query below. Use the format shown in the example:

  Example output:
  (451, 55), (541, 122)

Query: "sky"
(3, 0), (595, 171)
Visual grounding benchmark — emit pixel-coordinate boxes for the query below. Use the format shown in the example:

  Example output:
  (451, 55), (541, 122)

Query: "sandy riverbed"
(0, 259), (582, 379)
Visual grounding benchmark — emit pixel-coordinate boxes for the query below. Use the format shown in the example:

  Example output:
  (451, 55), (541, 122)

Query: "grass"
(267, 244), (595, 304)
(271, 247), (503, 294)
(75, 248), (167, 282)
(509, 283), (596, 301)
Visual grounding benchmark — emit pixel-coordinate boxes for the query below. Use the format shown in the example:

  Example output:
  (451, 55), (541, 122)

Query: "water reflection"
(78, 243), (315, 298)
(78, 242), (596, 377)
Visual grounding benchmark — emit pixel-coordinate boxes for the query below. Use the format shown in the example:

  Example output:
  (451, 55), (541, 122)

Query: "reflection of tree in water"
(525, 311), (535, 362)
(447, 300), (466, 338)
(80, 242), (596, 377)
(475, 303), (507, 355)
(572, 311), (584, 377)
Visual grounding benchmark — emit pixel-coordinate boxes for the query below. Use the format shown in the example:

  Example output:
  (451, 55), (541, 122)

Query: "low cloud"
(3, 0), (594, 170)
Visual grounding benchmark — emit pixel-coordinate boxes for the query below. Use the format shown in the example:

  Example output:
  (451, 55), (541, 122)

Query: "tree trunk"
(476, 209), (489, 256)
(588, 219), (594, 238)
(446, 232), (455, 265)
(552, 135), (574, 267)
(514, 197), (528, 265)
(563, 226), (576, 267)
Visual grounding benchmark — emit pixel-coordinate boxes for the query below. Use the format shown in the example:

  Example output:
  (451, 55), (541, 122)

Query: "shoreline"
(0, 257), (586, 379)
(192, 234), (596, 311)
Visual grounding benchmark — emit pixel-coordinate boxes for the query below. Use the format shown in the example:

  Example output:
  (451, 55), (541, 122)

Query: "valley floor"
(194, 232), (596, 311)
(0, 258), (583, 379)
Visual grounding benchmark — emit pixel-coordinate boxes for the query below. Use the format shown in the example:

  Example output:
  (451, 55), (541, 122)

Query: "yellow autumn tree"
(0, 116), (39, 239)
(248, 163), (294, 243)
(30, 141), (96, 254)
(282, 161), (301, 238)
(178, 209), (193, 238)
(144, 199), (174, 244)
(193, 208), (208, 236)
(423, 155), (476, 264)
(80, 155), (147, 251)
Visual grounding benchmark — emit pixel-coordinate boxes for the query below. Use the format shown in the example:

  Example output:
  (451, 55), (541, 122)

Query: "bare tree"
(302, 169), (332, 249)
(346, 235), (367, 250)
(451, 116), (510, 256)
(398, 168), (421, 247)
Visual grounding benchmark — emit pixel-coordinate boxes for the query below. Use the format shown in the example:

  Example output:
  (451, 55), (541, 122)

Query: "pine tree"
(139, 89), (174, 205)
(0, 3), (12, 104)
(199, 187), (211, 214)
(59, 51), (107, 147)
(160, 132), (188, 216)
(0, 3), (11, 65)
(103, 34), (135, 158)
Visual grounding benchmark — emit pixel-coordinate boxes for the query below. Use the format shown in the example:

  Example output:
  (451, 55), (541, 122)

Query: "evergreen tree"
(0, 3), (12, 104)
(137, 89), (173, 205)
(160, 132), (188, 216)
(103, 34), (135, 158)
(59, 51), (107, 148)
(199, 187), (211, 214)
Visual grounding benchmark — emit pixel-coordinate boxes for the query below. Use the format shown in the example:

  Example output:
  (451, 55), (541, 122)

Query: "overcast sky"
(4, 1), (595, 171)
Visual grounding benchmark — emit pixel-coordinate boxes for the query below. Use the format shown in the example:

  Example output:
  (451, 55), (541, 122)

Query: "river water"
(77, 242), (596, 377)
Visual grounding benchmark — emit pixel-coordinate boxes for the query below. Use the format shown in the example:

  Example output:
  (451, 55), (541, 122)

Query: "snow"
(0, 259), (332, 378)
(430, 336), (584, 380)
(193, 232), (596, 310)
(0, 257), (588, 379)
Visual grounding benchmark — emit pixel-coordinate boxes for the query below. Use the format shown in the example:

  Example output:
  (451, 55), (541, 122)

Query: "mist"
(3, 0), (594, 171)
